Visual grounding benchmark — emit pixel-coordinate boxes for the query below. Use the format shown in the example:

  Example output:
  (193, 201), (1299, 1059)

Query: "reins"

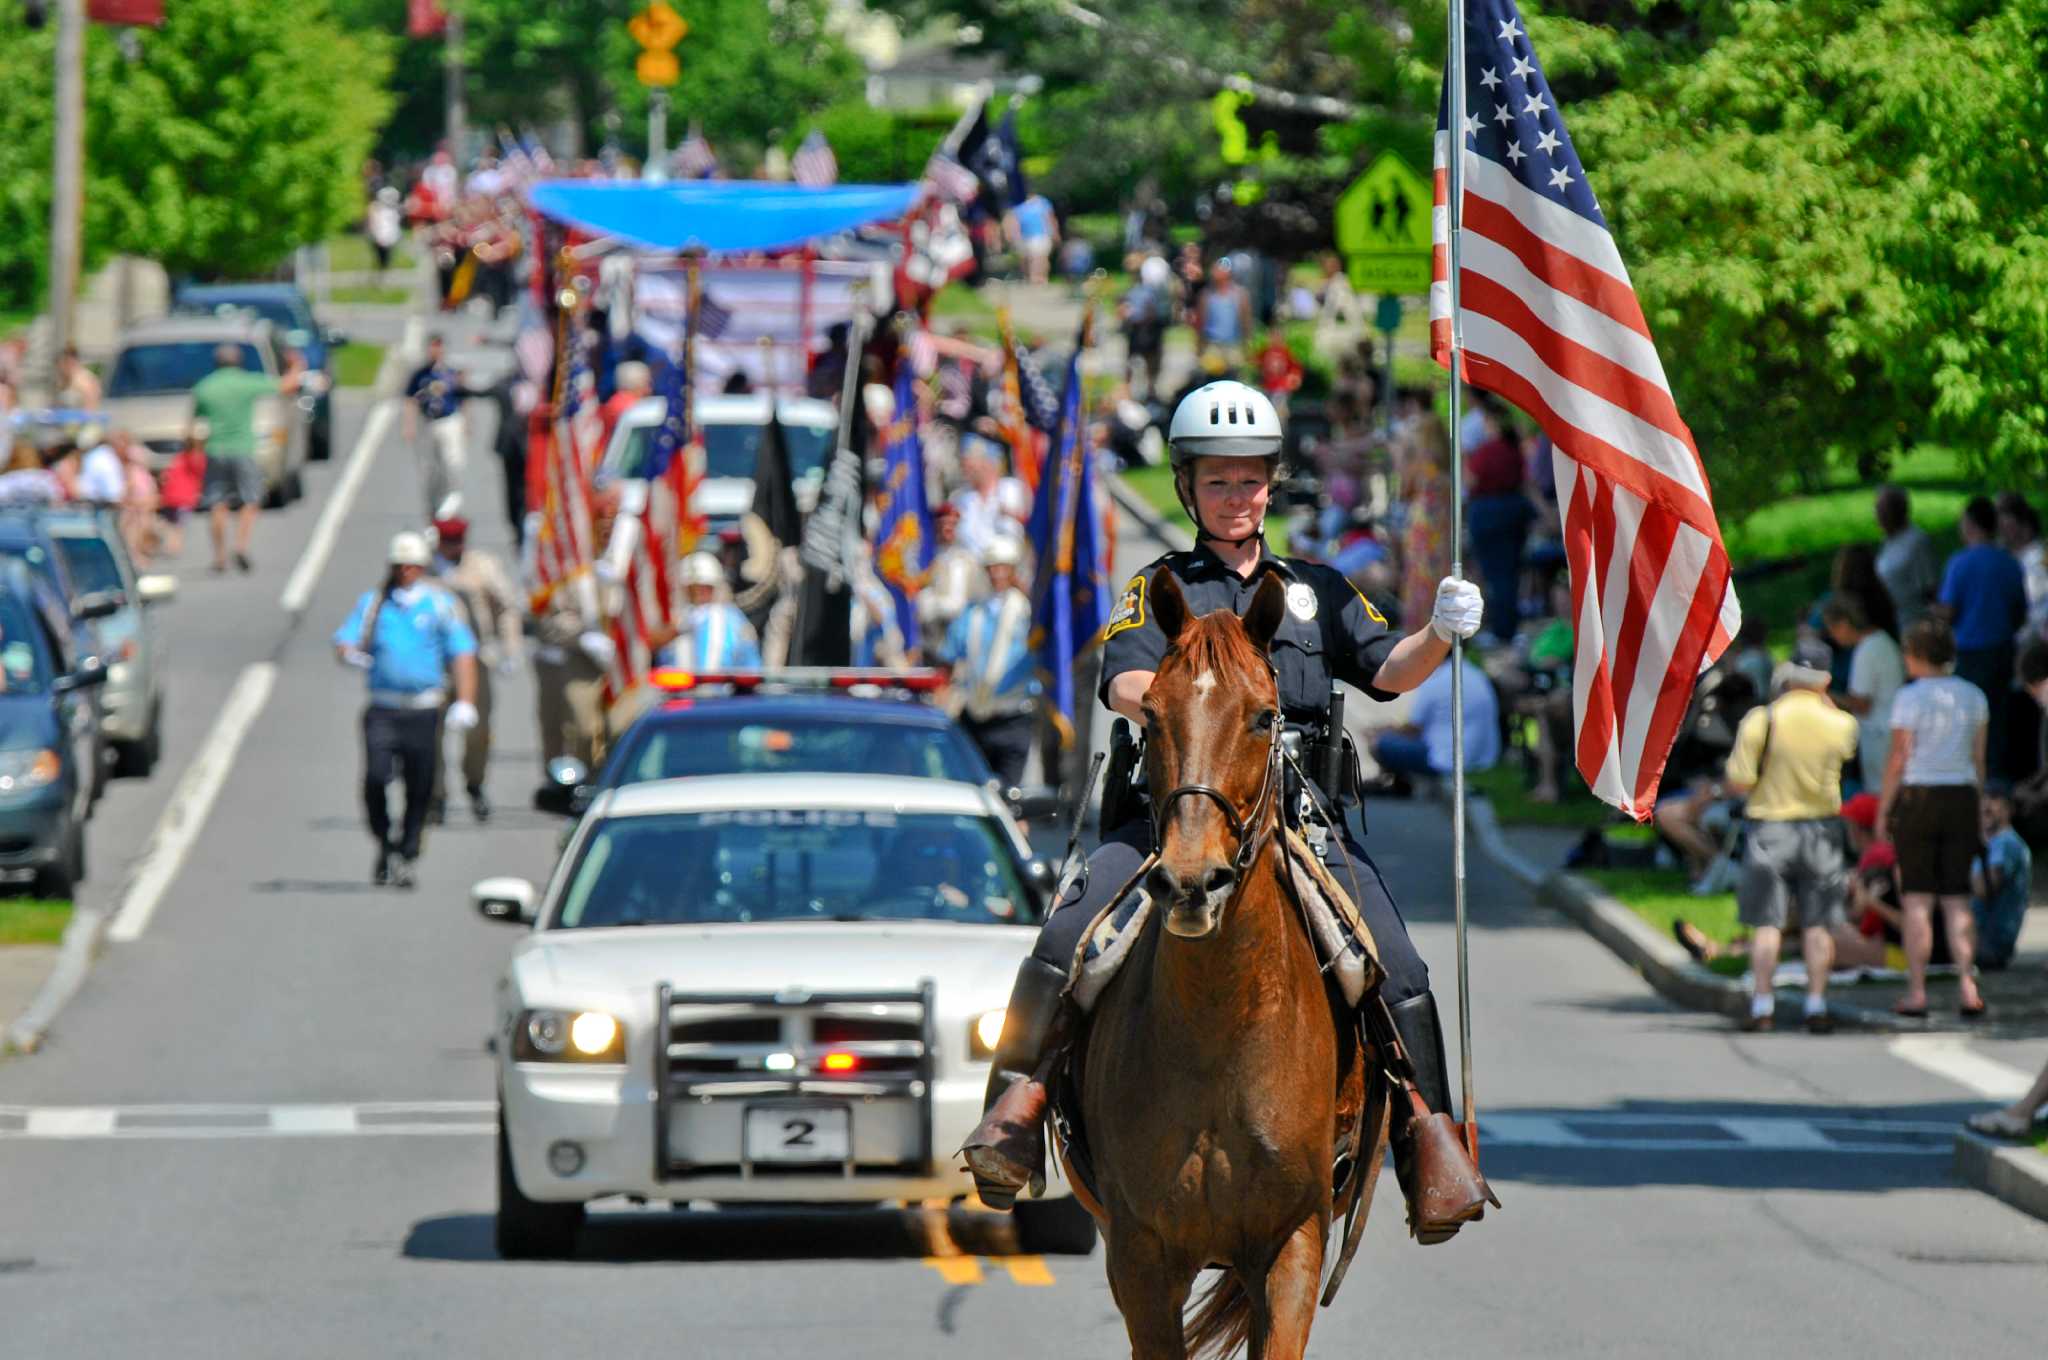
(1150, 675), (1285, 883)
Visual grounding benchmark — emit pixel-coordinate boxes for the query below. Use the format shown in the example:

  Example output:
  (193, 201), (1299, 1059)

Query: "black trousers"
(964, 711), (1035, 790)
(1029, 816), (1430, 1006)
(1956, 644), (2015, 779)
(363, 706), (439, 859)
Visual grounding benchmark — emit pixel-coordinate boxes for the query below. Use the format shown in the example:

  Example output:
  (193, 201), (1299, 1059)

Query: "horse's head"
(1140, 567), (1287, 940)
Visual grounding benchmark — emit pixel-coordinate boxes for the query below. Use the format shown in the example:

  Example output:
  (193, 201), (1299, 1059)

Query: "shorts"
(1889, 784), (1980, 896)
(199, 456), (264, 511)
(1737, 818), (1847, 932)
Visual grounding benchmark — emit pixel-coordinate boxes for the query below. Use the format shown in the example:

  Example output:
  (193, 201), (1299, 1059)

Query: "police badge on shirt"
(1104, 574), (1146, 637)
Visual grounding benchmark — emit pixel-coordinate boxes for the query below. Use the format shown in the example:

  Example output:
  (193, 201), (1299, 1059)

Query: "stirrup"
(960, 1074), (1049, 1211)
(1397, 1093), (1499, 1245)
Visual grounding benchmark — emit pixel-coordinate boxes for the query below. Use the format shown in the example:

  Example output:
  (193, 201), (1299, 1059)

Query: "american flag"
(530, 334), (599, 616)
(792, 129), (838, 188)
(1431, 0), (1739, 821)
(671, 126), (719, 180)
(923, 151), (980, 205)
(601, 352), (697, 711)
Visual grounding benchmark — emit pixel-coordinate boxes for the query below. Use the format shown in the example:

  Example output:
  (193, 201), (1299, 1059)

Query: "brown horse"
(1068, 568), (1376, 1360)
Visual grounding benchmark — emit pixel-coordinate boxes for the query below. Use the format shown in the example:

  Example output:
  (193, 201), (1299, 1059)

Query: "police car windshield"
(106, 342), (264, 397)
(555, 810), (1036, 929)
(613, 715), (987, 785)
(619, 420), (832, 482)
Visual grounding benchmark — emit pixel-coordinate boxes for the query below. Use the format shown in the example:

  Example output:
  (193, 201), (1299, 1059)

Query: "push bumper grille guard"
(652, 981), (938, 1183)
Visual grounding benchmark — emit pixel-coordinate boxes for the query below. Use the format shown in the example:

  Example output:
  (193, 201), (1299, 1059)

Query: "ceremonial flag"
(872, 365), (933, 651)
(1027, 334), (1109, 743)
(928, 98), (988, 205)
(531, 331), (599, 616)
(750, 402), (803, 555)
(968, 105), (1027, 216)
(792, 129), (839, 188)
(995, 312), (1046, 489)
(672, 126), (720, 180)
(1431, 0), (1739, 820)
(406, 0), (446, 38)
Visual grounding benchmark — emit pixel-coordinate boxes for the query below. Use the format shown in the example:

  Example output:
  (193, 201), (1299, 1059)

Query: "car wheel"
(494, 1115), (584, 1260)
(309, 421), (332, 463)
(1013, 1195), (1098, 1255)
(115, 706), (160, 779)
(33, 821), (80, 900)
(264, 478), (287, 510)
(285, 469), (305, 503)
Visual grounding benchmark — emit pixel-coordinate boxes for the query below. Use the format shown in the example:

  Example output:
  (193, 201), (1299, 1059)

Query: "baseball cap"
(1772, 636), (1833, 692)
(1841, 792), (1879, 830)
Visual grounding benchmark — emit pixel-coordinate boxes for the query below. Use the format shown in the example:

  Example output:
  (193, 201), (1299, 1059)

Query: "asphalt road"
(3, 305), (2046, 1358)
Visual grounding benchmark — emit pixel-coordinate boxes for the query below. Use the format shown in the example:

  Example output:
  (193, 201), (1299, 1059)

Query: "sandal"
(1892, 999), (1928, 1018)
(1671, 920), (1719, 965)
(1967, 1108), (2035, 1140)
(1960, 1001), (1989, 1022)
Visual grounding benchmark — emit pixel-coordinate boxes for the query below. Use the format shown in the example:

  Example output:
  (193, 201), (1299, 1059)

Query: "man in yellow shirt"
(1723, 637), (1861, 1033)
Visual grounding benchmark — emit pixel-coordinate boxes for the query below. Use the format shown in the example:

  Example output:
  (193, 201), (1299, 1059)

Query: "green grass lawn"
(0, 898), (73, 947)
(929, 283), (1002, 340)
(328, 284), (413, 307)
(1468, 763), (1616, 830)
(323, 233), (414, 274)
(1580, 866), (1746, 975)
(332, 341), (387, 389)
(1118, 463), (1289, 555)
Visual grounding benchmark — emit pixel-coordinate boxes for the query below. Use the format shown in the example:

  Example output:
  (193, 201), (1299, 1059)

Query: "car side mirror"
(533, 756), (591, 817)
(473, 876), (537, 925)
(1005, 784), (1063, 821)
(54, 658), (109, 694)
(324, 328), (348, 348)
(137, 574), (177, 606)
(76, 591), (121, 621)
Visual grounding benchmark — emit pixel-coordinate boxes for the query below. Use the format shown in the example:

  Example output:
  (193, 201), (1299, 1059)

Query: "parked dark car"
(0, 560), (107, 896)
(41, 505), (174, 775)
(172, 282), (345, 461)
(0, 511), (117, 804)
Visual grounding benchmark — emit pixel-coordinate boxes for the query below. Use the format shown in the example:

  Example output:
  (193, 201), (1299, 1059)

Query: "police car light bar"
(649, 668), (947, 694)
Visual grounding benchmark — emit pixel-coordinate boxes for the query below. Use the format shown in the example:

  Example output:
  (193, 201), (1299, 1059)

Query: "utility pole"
(48, 0), (84, 367)
(444, 1), (466, 164)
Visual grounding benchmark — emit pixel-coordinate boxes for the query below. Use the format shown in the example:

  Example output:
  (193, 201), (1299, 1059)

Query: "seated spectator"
(1722, 636), (1860, 1032)
(1972, 781), (2031, 971)
(1823, 596), (1904, 794)
(76, 430), (126, 505)
(1368, 650), (1500, 781)
(1522, 578), (1577, 804)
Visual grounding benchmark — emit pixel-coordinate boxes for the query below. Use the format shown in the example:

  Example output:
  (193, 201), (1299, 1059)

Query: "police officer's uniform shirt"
(335, 584), (478, 704)
(405, 361), (463, 423)
(654, 603), (762, 672)
(1101, 544), (1399, 723)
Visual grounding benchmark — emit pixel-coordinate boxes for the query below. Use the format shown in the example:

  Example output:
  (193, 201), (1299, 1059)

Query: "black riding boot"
(958, 957), (1070, 1211)
(1387, 991), (1499, 1244)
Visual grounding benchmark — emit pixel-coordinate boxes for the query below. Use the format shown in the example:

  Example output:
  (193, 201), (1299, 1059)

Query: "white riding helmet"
(983, 536), (1026, 570)
(1167, 380), (1284, 465)
(679, 551), (724, 589)
(388, 531), (431, 568)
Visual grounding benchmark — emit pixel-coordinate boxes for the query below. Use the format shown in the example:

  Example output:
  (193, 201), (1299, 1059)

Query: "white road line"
(24, 1107), (116, 1138)
(106, 662), (279, 943)
(1888, 1034), (2033, 1100)
(278, 397), (395, 615)
(270, 1105), (358, 1135)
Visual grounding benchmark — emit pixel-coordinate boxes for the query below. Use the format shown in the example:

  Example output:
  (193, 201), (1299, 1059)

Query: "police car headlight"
(969, 1009), (1007, 1061)
(513, 1009), (624, 1063)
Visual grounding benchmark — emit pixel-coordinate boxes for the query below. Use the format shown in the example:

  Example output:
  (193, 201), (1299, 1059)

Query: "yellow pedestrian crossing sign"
(1334, 151), (1433, 296)
(629, 1), (687, 52)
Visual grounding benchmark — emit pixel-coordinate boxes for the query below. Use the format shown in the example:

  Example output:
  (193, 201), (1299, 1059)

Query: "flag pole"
(1444, 0), (1480, 1159)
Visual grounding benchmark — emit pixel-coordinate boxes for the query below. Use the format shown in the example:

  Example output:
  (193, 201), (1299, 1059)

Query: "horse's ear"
(1151, 567), (1189, 642)
(1243, 574), (1287, 653)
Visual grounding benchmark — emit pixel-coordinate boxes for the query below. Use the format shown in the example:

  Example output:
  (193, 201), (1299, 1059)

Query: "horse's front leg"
(1250, 1214), (1327, 1360)
(1104, 1227), (1195, 1360)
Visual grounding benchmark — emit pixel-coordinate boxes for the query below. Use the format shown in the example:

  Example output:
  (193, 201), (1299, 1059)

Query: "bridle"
(1150, 672), (1285, 881)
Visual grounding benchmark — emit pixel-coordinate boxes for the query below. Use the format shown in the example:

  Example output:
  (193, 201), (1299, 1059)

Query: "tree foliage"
(0, 0), (391, 305)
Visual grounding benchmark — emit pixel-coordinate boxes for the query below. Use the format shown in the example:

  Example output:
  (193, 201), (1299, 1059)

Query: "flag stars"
(1506, 141), (1527, 165)
(1522, 91), (1550, 118)
(1511, 54), (1535, 80)
(1479, 67), (1501, 91)
(1536, 126), (1562, 156)
(1493, 102), (1514, 127)
(1498, 16), (1523, 42)
(1548, 165), (1575, 192)
(1462, 111), (1482, 141)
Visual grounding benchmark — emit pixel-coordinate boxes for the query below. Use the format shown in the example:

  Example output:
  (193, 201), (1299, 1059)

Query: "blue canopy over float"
(525, 179), (922, 254)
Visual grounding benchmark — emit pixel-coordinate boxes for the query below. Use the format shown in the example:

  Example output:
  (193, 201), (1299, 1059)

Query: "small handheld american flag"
(1432, 0), (1740, 821)
(792, 129), (838, 188)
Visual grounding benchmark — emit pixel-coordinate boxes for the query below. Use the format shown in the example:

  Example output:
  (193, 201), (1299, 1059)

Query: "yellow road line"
(999, 1255), (1055, 1286)
(923, 1255), (985, 1285)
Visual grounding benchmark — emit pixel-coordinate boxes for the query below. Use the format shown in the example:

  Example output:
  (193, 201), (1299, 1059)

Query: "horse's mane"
(1166, 609), (1270, 692)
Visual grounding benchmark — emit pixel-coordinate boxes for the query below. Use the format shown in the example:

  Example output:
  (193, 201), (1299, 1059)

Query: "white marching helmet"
(1167, 379), (1284, 464)
(388, 531), (432, 568)
(679, 551), (724, 589)
(982, 536), (1027, 570)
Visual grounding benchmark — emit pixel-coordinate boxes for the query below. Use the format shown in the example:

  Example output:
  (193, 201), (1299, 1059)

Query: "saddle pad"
(1068, 834), (1384, 1012)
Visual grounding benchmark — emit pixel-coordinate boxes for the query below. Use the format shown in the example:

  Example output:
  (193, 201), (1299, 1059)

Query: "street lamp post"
(48, 0), (84, 370)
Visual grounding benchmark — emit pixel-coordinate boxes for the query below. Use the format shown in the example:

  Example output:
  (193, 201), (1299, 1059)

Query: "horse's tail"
(1184, 1269), (1254, 1360)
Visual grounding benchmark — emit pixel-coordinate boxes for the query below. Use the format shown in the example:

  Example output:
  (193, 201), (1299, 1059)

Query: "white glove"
(1430, 576), (1485, 644)
(593, 559), (622, 587)
(445, 700), (479, 732)
(339, 647), (373, 671)
(577, 630), (616, 667)
(496, 653), (521, 677)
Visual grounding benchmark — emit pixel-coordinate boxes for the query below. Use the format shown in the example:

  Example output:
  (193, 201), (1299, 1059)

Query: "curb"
(1954, 1128), (2048, 1224)
(3, 906), (112, 1054)
(1462, 793), (1925, 1033)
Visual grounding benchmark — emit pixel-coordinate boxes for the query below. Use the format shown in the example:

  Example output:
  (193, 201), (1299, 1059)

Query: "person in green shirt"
(191, 343), (306, 573)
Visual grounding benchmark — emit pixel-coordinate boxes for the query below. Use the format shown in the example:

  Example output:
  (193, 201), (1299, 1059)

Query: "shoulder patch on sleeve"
(1105, 573), (1147, 637)
(1347, 580), (1387, 626)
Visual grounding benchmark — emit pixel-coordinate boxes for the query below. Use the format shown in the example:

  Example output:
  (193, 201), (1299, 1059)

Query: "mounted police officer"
(961, 379), (1495, 1243)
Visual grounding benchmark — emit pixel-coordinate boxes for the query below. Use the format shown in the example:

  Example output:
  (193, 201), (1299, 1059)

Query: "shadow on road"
(402, 1203), (1036, 1265)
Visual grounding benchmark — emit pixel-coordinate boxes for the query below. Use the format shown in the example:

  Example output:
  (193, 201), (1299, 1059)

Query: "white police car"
(477, 772), (1094, 1258)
